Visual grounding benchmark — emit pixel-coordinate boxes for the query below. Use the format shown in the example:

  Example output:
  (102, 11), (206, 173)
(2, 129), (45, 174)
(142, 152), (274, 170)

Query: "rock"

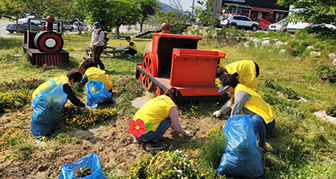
(332, 58), (336, 66)
(284, 42), (288, 45)
(279, 49), (286, 54)
(252, 38), (261, 43)
(314, 111), (336, 125)
(276, 41), (284, 48)
(13, 54), (22, 57)
(306, 46), (314, 50)
(244, 42), (249, 48)
(328, 53), (335, 59)
(261, 40), (270, 46)
(310, 51), (321, 56)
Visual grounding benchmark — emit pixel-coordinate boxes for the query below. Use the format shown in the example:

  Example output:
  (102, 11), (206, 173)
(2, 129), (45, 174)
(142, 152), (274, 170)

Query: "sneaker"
(145, 141), (167, 151)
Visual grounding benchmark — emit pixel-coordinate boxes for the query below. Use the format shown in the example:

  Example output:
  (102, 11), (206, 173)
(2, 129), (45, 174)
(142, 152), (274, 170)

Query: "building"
(220, 0), (290, 30)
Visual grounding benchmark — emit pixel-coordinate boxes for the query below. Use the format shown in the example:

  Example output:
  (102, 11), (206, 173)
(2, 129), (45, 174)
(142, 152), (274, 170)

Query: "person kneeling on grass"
(79, 60), (113, 93)
(124, 36), (137, 58)
(215, 74), (275, 152)
(32, 69), (92, 110)
(130, 88), (191, 151)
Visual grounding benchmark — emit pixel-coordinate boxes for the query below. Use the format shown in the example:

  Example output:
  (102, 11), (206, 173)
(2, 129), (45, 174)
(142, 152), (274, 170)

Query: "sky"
(160, 0), (199, 12)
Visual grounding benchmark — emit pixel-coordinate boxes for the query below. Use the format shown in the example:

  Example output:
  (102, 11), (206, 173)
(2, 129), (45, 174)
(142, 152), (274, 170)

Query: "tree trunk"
(116, 26), (120, 39)
(140, 18), (145, 32)
(16, 19), (18, 34)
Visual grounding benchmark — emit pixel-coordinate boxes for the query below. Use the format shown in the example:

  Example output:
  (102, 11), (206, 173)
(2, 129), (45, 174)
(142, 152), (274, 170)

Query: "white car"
(268, 19), (288, 32)
(286, 21), (311, 33)
(219, 14), (259, 31)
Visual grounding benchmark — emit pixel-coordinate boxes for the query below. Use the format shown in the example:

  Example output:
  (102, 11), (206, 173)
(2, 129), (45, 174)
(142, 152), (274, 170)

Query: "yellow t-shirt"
(85, 67), (113, 91)
(133, 95), (176, 132)
(32, 75), (71, 100)
(225, 60), (257, 89)
(230, 84), (275, 124)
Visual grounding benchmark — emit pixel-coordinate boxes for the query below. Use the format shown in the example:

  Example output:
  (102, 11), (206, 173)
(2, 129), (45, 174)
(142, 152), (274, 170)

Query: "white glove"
(213, 110), (222, 118)
(84, 105), (92, 111)
(184, 130), (191, 137)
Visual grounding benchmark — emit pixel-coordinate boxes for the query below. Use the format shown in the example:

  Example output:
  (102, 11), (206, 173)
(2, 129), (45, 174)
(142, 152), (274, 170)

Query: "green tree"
(193, 0), (220, 28)
(278, 0), (336, 25)
(110, 0), (141, 37)
(0, 0), (26, 33)
(137, 0), (160, 32)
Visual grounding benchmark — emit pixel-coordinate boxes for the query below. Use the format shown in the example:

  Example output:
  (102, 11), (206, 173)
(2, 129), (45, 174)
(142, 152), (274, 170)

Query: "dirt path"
(0, 107), (221, 178)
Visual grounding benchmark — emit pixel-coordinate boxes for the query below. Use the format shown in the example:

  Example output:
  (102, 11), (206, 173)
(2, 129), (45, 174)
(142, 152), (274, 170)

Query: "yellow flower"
(42, 136), (47, 142)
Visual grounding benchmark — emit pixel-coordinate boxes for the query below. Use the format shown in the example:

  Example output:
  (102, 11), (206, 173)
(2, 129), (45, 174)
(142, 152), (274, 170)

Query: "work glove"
(84, 105), (92, 111)
(184, 130), (191, 137)
(213, 110), (222, 118)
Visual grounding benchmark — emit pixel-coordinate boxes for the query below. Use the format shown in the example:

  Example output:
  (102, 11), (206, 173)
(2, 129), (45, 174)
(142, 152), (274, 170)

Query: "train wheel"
(155, 85), (165, 96)
(143, 41), (152, 55)
(142, 53), (157, 77)
(140, 72), (154, 91)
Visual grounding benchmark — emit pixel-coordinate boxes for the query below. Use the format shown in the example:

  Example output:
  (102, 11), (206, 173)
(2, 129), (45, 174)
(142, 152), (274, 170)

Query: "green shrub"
(264, 79), (283, 91)
(284, 88), (300, 100)
(286, 40), (306, 56)
(128, 150), (204, 179)
(316, 64), (336, 83)
(326, 104), (336, 117)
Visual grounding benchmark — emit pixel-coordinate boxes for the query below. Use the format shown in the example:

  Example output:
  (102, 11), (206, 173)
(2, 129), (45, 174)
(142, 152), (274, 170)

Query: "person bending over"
(132, 88), (190, 151)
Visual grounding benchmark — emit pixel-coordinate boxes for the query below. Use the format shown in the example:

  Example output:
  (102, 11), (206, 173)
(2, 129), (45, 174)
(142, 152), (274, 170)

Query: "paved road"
(0, 19), (23, 38)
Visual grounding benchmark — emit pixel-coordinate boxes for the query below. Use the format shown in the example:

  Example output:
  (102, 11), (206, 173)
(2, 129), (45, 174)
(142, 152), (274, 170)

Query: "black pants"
(93, 46), (105, 70)
(124, 48), (137, 56)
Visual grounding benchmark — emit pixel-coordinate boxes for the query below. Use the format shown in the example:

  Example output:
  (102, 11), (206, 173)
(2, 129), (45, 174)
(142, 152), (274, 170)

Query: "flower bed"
(0, 91), (31, 113)
(0, 78), (44, 92)
(128, 150), (204, 179)
(62, 107), (117, 129)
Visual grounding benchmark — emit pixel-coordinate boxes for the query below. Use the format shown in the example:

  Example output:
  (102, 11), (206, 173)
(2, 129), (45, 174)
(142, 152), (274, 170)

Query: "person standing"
(90, 21), (105, 70)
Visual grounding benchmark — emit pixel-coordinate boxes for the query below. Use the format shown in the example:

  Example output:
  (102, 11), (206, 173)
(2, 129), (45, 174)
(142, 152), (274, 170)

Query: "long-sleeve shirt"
(231, 91), (256, 117)
(168, 107), (186, 135)
(63, 84), (85, 107)
(91, 28), (105, 47)
(219, 91), (256, 117)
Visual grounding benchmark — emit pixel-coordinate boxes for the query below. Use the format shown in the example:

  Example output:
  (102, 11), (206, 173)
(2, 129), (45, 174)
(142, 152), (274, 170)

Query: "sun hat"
(93, 21), (100, 29)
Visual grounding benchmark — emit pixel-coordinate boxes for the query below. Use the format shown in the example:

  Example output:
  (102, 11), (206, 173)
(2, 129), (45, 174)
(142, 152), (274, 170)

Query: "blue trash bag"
(216, 115), (264, 178)
(59, 153), (107, 179)
(31, 80), (67, 141)
(85, 80), (113, 108)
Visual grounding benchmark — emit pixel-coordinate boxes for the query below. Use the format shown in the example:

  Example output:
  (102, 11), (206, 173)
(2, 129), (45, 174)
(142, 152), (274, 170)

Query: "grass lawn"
(0, 30), (335, 178)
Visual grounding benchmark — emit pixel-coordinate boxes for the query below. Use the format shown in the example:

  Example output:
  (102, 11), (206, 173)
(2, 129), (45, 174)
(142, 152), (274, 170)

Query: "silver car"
(6, 21), (41, 33)
(268, 19), (288, 32)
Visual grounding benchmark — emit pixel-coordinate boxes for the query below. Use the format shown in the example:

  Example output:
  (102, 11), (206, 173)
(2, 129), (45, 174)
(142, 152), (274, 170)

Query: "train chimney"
(161, 23), (171, 34)
(46, 16), (55, 31)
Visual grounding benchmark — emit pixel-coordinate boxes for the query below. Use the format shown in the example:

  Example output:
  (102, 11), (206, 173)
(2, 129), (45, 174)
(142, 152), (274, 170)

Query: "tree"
(193, 0), (220, 28)
(0, 0), (26, 33)
(278, 0), (336, 25)
(137, 0), (159, 32)
(109, 0), (141, 37)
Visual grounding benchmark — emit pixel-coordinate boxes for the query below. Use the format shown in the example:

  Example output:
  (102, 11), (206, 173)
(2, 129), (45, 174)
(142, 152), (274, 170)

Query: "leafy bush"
(326, 104), (336, 117)
(264, 79), (283, 91)
(128, 150), (204, 179)
(0, 78), (44, 92)
(284, 88), (300, 100)
(62, 106), (117, 129)
(286, 40), (306, 56)
(0, 91), (31, 113)
(316, 64), (336, 83)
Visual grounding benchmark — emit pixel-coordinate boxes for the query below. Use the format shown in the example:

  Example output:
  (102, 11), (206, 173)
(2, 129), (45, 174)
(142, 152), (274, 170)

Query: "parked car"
(19, 15), (45, 26)
(73, 21), (88, 31)
(6, 21), (41, 33)
(268, 19), (288, 32)
(286, 21), (311, 33)
(53, 22), (74, 31)
(219, 14), (259, 31)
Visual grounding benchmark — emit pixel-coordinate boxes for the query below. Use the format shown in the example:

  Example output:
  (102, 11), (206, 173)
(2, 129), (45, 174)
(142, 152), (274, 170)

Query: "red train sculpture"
(136, 23), (226, 101)
(23, 16), (69, 66)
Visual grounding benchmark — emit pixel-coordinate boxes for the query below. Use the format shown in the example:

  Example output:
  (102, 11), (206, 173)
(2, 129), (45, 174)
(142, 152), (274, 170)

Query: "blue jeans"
(136, 118), (171, 143)
(250, 115), (275, 148)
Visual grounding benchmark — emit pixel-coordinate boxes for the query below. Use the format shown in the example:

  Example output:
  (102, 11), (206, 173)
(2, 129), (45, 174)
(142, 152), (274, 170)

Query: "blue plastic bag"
(59, 153), (107, 179)
(31, 80), (67, 141)
(85, 80), (112, 108)
(216, 115), (264, 178)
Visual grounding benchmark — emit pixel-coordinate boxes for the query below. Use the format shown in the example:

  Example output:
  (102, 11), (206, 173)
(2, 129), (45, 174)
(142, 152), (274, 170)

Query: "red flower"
(128, 119), (146, 137)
